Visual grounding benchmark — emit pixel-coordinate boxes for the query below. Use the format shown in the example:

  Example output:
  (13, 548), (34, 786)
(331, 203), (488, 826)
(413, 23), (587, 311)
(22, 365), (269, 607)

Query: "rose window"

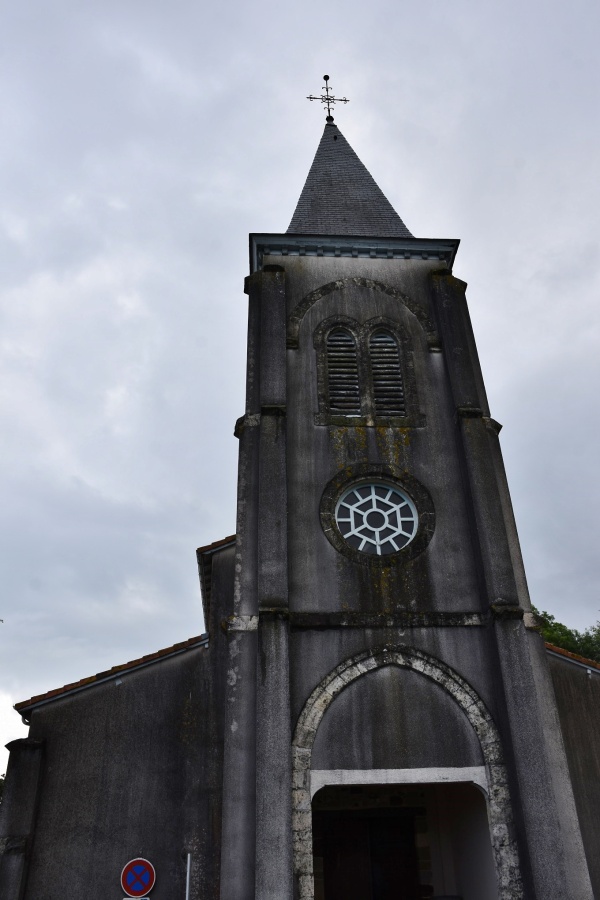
(335, 482), (418, 556)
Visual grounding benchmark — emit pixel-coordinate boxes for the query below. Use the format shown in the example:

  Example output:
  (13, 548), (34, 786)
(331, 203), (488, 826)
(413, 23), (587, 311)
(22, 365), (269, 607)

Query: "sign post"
(121, 858), (156, 898)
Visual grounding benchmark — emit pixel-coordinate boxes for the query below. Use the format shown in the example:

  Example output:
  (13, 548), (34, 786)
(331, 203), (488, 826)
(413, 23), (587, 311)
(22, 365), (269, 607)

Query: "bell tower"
(216, 101), (594, 900)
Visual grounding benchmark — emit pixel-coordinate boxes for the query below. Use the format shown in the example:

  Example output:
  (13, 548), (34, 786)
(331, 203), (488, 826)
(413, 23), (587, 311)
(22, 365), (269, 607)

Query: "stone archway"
(292, 645), (523, 900)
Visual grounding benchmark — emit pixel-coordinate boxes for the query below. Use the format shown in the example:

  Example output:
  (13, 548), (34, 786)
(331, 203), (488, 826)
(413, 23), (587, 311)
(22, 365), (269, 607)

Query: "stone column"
(255, 614), (293, 899)
(254, 266), (293, 899)
(221, 266), (293, 899)
(218, 273), (263, 900)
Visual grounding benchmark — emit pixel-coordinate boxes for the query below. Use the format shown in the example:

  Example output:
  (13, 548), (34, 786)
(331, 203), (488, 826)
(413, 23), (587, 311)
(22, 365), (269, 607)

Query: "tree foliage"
(533, 607), (600, 663)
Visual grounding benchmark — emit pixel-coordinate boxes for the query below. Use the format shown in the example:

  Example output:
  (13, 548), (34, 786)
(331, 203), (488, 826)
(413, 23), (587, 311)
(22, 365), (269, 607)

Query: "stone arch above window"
(287, 276), (440, 350)
(314, 316), (425, 427)
(291, 645), (524, 900)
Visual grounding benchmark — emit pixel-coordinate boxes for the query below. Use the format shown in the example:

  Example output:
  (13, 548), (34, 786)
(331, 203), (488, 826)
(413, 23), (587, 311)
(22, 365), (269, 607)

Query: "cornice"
(249, 233), (460, 274)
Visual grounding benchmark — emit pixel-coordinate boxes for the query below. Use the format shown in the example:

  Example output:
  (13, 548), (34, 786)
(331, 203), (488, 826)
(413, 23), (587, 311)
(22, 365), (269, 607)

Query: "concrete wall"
(439, 782), (498, 900)
(284, 257), (481, 619)
(1, 644), (222, 900)
(549, 653), (600, 896)
(311, 665), (483, 771)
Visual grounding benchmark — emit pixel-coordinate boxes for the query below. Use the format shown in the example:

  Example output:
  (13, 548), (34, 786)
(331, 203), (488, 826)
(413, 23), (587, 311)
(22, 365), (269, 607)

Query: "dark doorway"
(313, 806), (428, 900)
(312, 782), (497, 900)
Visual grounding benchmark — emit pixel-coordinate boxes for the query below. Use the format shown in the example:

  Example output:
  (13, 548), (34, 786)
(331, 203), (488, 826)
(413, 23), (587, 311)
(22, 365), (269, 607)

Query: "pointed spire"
(287, 123), (412, 238)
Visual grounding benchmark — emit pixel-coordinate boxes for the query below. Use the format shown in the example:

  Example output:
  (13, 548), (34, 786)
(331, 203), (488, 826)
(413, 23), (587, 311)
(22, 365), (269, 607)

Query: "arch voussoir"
(288, 276), (438, 348)
(291, 643), (524, 900)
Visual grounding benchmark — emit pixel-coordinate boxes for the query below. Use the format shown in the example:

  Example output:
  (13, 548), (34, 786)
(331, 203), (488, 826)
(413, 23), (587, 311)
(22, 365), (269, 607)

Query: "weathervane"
(307, 75), (349, 123)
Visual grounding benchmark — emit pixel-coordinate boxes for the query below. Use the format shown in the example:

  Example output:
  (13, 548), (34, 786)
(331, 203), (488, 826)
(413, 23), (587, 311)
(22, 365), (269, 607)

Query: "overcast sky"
(1, 0), (599, 771)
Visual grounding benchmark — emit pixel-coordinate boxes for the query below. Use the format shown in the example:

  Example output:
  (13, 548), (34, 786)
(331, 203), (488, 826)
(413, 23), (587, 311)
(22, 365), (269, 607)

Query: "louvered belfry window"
(326, 328), (361, 415)
(369, 330), (406, 416)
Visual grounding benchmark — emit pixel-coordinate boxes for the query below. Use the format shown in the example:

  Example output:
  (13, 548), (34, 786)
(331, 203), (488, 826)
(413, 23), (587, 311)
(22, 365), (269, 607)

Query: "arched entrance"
(291, 645), (523, 900)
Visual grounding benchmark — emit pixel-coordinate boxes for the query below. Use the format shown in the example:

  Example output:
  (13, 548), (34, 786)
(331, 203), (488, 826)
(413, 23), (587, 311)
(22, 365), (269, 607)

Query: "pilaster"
(222, 266), (292, 899)
(255, 614), (293, 899)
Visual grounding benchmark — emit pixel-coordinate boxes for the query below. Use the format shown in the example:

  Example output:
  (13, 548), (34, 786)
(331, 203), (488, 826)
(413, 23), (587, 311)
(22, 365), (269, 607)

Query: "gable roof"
(287, 123), (412, 238)
(15, 633), (209, 721)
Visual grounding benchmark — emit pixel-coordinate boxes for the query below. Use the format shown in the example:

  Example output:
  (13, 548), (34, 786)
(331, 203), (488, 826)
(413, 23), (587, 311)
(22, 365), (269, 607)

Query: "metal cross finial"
(307, 75), (349, 123)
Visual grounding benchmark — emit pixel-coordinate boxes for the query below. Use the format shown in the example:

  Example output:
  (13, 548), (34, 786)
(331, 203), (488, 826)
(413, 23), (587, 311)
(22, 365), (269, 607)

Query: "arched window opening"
(326, 329), (361, 416)
(315, 318), (422, 427)
(369, 330), (406, 416)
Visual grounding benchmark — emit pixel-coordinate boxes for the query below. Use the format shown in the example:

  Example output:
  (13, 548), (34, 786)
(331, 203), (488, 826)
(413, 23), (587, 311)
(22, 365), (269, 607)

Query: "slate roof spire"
(287, 122), (413, 237)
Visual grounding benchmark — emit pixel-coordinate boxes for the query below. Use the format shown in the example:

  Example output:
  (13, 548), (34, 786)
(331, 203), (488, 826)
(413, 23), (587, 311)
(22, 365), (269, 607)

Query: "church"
(1, 88), (599, 900)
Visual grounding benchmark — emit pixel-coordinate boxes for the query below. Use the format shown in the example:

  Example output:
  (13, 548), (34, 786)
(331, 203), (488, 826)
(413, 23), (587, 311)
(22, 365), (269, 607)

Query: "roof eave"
(249, 233), (460, 275)
(545, 642), (600, 674)
(15, 633), (210, 722)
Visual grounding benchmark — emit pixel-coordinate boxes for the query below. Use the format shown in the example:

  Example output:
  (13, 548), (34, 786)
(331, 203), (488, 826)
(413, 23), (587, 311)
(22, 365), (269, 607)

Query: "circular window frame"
(335, 482), (419, 556)
(320, 464), (435, 566)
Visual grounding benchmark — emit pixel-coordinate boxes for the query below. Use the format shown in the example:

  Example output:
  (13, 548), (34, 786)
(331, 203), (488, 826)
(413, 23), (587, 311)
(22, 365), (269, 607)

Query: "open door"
(312, 783), (497, 900)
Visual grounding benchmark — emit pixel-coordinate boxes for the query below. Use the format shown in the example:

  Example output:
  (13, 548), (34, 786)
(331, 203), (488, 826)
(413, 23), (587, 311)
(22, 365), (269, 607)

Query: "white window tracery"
(335, 482), (418, 555)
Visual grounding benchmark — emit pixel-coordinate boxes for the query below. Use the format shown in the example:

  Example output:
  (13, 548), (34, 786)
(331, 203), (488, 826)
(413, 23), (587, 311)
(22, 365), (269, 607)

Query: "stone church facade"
(1, 121), (599, 900)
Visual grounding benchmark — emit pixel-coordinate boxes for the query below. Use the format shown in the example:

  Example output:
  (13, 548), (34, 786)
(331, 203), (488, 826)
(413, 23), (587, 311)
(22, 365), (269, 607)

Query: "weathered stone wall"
(283, 257), (481, 619)
(311, 664), (483, 770)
